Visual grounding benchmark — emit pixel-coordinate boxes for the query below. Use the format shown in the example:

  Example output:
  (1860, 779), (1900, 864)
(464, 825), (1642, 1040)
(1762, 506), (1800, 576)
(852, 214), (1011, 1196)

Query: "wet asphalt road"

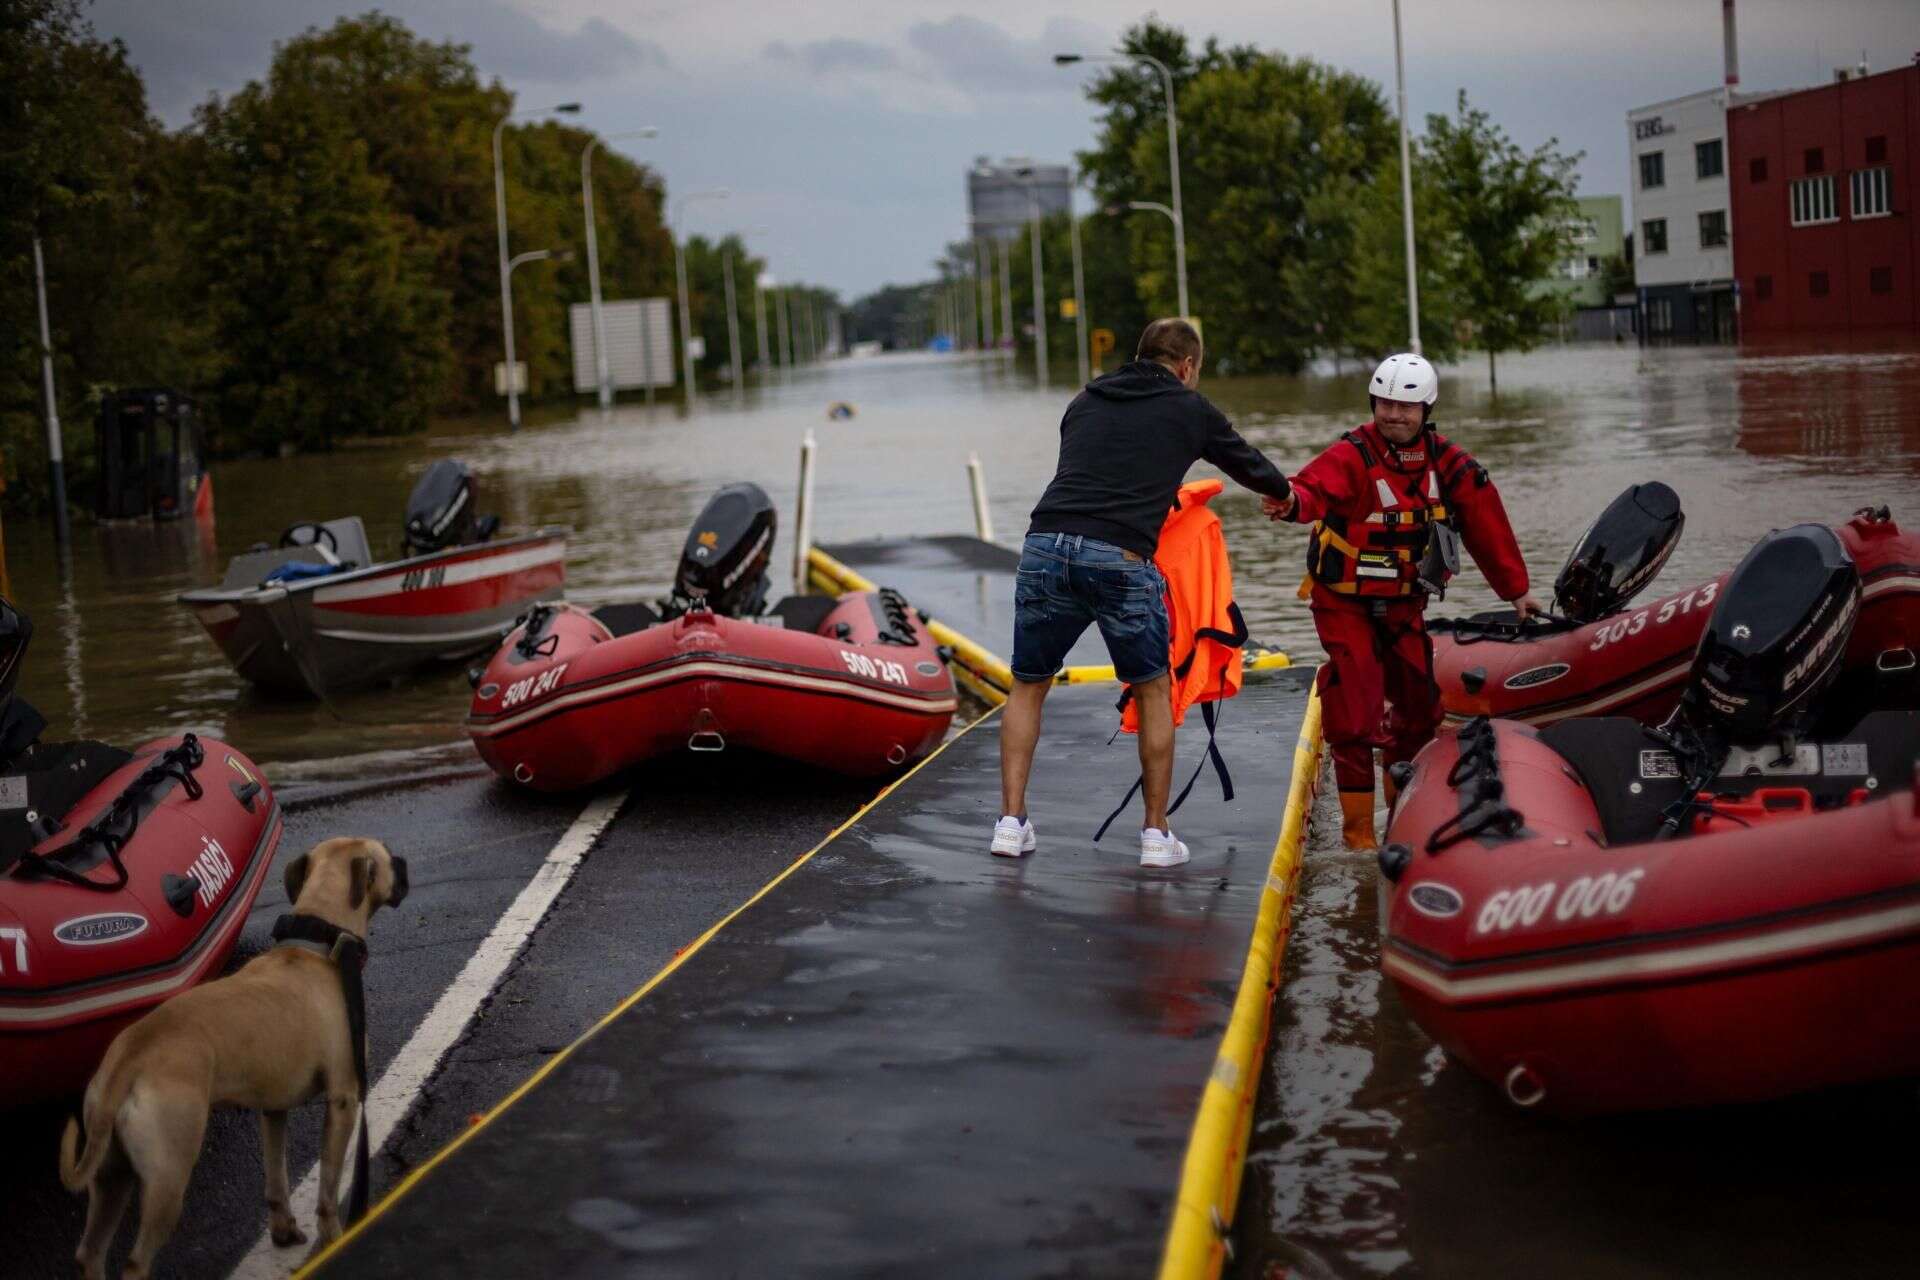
(5, 754), (877, 1280)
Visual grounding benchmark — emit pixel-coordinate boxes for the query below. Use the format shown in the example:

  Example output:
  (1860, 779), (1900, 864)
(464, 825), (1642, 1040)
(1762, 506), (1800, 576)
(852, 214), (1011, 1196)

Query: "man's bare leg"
(999, 677), (1051, 818)
(1133, 673), (1175, 831)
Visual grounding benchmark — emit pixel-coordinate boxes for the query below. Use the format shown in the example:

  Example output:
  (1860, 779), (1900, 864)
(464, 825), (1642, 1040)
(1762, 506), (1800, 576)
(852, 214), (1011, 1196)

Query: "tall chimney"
(1723, 0), (1740, 88)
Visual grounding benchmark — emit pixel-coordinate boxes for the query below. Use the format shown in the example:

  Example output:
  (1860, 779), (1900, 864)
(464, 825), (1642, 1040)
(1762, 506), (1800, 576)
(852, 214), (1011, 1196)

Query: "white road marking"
(227, 788), (629, 1280)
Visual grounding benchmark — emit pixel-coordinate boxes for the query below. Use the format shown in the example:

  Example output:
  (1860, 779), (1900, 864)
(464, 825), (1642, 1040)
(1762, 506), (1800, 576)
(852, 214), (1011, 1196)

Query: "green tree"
(1423, 91), (1581, 393)
(681, 235), (768, 383)
(1160, 55), (1394, 373)
(186, 73), (451, 451)
(1344, 142), (1468, 364)
(2, 0), (191, 512)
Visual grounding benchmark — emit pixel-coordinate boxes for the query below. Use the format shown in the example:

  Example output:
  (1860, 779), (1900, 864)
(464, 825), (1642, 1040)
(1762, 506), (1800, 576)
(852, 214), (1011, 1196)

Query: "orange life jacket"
(1121, 478), (1247, 732)
(1303, 429), (1454, 598)
(1098, 480), (1247, 841)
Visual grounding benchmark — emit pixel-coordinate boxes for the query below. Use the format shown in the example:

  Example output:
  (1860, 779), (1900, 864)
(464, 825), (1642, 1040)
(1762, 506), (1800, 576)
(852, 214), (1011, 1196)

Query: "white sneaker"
(1140, 827), (1190, 868)
(991, 815), (1036, 858)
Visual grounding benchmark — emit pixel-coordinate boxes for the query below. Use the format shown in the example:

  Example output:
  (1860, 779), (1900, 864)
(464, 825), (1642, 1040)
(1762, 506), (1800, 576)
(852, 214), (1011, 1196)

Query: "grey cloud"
(87, 0), (667, 124)
(765, 37), (900, 74)
(905, 15), (1108, 96)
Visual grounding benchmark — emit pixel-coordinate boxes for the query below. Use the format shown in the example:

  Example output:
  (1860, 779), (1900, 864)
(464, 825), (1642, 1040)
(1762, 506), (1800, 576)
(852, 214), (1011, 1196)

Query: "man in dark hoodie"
(993, 318), (1295, 868)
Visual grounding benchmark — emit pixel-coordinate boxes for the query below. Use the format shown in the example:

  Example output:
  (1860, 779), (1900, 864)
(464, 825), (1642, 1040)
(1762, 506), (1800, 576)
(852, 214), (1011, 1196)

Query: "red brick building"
(1729, 62), (1918, 335)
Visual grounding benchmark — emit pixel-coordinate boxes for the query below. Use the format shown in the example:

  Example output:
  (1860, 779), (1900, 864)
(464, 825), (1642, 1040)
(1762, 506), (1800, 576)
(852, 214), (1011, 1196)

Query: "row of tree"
(857, 19), (1586, 389)
(2, 4), (829, 514)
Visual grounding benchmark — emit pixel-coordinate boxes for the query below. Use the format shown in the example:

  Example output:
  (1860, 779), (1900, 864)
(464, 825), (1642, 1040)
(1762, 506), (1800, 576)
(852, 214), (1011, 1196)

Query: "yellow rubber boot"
(1339, 790), (1378, 851)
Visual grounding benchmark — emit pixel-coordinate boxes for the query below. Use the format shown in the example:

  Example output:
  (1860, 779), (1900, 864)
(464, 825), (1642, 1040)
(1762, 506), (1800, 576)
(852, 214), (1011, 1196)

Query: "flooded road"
(9, 339), (1920, 1275)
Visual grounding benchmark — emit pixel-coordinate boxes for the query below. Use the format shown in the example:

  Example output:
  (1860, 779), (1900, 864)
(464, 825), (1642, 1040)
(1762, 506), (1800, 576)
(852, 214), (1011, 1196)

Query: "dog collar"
(270, 912), (368, 969)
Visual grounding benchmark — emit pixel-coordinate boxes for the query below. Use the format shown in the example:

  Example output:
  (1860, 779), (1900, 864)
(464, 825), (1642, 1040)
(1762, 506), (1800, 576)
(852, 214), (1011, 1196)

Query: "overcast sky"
(88, 0), (1917, 298)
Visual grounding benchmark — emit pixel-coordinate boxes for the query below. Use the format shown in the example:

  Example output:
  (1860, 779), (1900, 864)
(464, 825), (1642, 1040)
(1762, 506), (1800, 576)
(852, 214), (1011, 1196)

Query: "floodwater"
(8, 338), (1920, 1270)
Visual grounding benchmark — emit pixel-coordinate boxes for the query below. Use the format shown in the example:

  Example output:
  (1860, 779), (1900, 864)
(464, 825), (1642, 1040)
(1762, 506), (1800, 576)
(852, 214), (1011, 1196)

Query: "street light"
(501, 249), (574, 413)
(494, 101), (581, 430)
(1391, 0), (1422, 353)
(1012, 167), (1049, 387)
(581, 128), (659, 410)
(1055, 52), (1187, 319)
(1104, 201), (1181, 350)
(671, 188), (731, 405)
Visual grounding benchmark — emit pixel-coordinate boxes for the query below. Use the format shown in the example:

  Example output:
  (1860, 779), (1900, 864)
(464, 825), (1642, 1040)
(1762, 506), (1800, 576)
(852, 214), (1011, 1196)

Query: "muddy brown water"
(9, 340), (1920, 1271)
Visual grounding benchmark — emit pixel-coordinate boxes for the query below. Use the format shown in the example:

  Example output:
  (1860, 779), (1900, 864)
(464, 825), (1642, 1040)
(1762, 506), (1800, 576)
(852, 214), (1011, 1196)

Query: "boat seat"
(767, 595), (839, 635)
(1540, 710), (1920, 846)
(217, 516), (376, 589)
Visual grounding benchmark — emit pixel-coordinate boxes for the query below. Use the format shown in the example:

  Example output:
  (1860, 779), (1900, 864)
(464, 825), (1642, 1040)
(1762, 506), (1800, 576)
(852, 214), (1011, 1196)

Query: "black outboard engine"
(403, 460), (499, 556)
(672, 483), (776, 618)
(1553, 482), (1684, 624)
(1654, 524), (1860, 837)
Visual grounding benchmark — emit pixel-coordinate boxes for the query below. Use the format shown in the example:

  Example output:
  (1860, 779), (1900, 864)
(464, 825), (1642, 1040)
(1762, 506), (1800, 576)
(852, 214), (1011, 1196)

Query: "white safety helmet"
(1369, 353), (1439, 407)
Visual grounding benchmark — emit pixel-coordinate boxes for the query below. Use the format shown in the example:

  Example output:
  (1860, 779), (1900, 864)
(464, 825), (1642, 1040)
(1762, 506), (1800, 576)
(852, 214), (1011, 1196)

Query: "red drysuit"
(1289, 421), (1529, 795)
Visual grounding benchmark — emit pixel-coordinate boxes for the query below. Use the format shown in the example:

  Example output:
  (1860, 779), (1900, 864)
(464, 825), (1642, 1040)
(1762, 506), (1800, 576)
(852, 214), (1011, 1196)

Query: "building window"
(1804, 147), (1824, 174)
(1696, 139), (1724, 180)
(1810, 271), (1830, 298)
(1865, 135), (1887, 164)
(1790, 175), (1838, 225)
(1698, 209), (1728, 248)
(1851, 167), (1892, 219)
(1755, 275), (1773, 301)
(1648, 298), (1673, 334)
(1750, 156), (1768, 183)
(1588, 255), (1600, 273)
(1642, 218), (1668, 253)
(1640, 151), (1665, 189)
(1870, 266), (1894, 296)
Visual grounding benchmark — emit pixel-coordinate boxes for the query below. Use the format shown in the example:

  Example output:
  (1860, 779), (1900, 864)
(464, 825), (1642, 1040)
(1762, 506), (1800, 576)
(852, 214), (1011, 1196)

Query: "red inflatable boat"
(466, 483), (956, 791)
(1381, 523), (1920, 1114)
(1432, 504), (1920, 728)
(1, 733), (282, 1106)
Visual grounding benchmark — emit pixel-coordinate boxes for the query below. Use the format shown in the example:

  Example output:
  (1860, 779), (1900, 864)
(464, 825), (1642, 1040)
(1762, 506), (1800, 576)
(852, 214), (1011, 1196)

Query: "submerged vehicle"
(1380, 523), (1920, 1114)
(179, 460), (567, 697)
(467, 483), (956, 791)
(0, 599), (281, 1106)
(1430, 492), (1920, 728)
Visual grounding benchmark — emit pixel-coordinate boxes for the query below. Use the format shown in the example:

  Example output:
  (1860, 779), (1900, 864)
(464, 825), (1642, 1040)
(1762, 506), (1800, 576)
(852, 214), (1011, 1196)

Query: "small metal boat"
(179, 460), (567, 697)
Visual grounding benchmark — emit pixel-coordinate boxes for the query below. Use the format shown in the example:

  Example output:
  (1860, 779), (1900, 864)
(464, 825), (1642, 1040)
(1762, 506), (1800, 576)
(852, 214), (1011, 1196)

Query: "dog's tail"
(58, 1065), (130, 1191)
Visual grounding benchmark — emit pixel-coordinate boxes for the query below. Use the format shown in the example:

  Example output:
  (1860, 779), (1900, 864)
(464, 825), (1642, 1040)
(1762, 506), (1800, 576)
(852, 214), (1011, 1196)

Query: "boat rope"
(1427, 718), (1526, 853)
(13, 735), (204, 892)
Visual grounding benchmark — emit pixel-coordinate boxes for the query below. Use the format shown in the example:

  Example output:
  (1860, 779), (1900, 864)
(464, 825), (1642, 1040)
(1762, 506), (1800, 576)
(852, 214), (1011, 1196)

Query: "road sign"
(686, 336), (707, 361)
(1090, 327), (1115, 372)
(1059, 298), (1078, 319)
(569, 299), (675, 391)
(493, 361), (527, 395)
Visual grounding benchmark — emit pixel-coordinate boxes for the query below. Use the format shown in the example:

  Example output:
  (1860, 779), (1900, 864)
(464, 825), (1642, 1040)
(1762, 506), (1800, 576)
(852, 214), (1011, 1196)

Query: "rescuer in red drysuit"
(1265, 354), (1539, 850)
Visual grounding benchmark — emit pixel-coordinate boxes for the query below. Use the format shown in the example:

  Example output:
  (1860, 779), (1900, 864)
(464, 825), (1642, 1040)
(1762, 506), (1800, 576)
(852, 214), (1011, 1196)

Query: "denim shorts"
(1011, 532), (1170, 685)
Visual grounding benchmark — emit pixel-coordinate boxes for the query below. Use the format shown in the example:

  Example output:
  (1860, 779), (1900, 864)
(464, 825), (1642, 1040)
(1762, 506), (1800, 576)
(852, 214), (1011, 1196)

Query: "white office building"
(1626, 87), (1740, 341)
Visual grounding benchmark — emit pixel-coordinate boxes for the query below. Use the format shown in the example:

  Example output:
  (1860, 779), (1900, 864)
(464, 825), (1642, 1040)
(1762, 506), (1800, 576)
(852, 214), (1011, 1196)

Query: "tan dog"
(59, 836), (408, 1279)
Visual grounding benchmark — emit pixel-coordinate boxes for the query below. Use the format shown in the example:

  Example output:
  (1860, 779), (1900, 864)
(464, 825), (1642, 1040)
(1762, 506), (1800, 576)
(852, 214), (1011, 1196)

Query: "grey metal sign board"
(570, 298), (675, 391)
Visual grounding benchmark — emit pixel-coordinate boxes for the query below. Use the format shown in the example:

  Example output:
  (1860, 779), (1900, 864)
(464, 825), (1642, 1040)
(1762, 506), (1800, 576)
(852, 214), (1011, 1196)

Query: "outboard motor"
(671, 483), (776, 618)
(403, 460), (499, 556)
(1553, 482), (1684, 624)
(1654, 524), (1860, 837)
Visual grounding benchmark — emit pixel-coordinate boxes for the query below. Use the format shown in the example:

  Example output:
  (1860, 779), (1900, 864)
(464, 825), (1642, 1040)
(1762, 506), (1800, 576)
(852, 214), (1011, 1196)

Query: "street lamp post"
(494, 101), (581, 430)
(1056, 52), (1186, 318)
(1392, 0), (1422, 354)
(777, 285), (794, 369)
(998, 239), (1014, 350)
(1105, 200), (1182, 342)
(1068, 196), (1089, 385)
(31, 233), (68, 546)
(722, 248), (745, 395)
(581, 128), (659, 411)
(1013, 169), (1048, 386)
(755, 271), (774, 373)
(671, 188), (730, 405)
(501, 248), (574, 416)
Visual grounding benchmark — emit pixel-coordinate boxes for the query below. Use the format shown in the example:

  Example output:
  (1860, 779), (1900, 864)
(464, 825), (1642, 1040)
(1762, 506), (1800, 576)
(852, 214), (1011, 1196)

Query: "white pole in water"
(966, 453), (995, 543)
(794, 430), (817, 593)
(32, 233), (69, 546)
(1392, 0), (1422, 354)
